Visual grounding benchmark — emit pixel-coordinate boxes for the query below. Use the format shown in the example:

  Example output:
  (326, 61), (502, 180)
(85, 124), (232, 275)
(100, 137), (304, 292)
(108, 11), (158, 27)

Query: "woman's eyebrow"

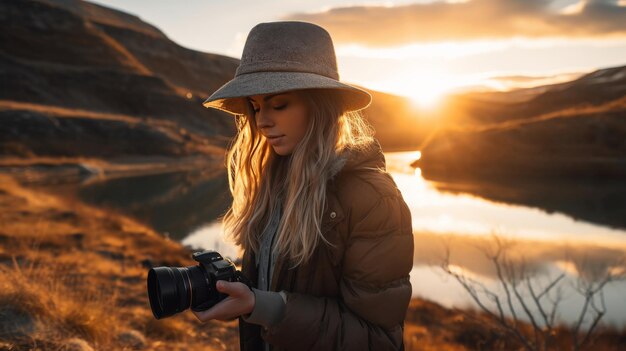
(248, 93), (289, 104)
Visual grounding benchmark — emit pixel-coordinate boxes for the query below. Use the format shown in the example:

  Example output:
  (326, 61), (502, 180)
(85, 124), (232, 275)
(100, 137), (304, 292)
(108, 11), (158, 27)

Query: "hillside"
(418, 95), (626, 179)
(416, 64), (626, 179)
(0, 0), (239, 181)
(440, 65), (626, 127)
(413, 66), (626, 229)
(0, 0), (238, 137)
(0, 0), (429, 170)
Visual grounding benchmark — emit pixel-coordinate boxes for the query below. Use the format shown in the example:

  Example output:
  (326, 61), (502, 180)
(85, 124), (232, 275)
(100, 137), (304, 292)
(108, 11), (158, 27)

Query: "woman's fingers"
(194, 296), (249, 321)
(193, 296), (236, 321)
(215, 280), (239, 295)
(191, 281), (255, 322)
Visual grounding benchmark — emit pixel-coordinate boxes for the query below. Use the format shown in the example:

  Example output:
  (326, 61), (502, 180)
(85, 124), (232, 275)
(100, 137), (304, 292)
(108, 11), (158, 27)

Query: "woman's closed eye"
(253, 104), (287, 113)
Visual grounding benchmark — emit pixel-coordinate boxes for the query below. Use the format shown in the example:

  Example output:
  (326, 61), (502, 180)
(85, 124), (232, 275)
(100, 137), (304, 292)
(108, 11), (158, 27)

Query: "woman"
(195, 21), (414, 351)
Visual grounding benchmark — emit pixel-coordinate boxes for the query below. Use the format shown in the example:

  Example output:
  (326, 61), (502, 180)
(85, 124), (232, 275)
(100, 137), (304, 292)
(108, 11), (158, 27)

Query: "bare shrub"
(440, 234), (625, 351)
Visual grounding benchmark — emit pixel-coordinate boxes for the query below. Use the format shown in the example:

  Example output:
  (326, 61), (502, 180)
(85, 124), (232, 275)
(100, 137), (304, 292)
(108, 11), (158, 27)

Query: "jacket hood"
(330, 140), (386, 178)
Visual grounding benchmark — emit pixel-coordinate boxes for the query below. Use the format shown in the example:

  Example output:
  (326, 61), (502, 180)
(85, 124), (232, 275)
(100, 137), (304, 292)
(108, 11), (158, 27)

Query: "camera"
(147, 250), (247, 319)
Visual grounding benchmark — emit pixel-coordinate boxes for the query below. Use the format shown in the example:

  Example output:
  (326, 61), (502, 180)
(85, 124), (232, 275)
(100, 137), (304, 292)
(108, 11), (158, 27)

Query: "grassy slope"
(0, 175), (239, 350)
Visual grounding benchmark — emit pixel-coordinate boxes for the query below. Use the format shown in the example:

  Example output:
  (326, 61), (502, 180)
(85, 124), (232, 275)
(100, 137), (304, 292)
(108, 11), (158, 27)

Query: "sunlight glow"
(365, 70), (477, 109)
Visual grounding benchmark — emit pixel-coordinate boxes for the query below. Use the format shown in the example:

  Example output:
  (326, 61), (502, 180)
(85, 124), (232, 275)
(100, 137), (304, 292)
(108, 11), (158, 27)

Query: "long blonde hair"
(222, 89), (374, 266)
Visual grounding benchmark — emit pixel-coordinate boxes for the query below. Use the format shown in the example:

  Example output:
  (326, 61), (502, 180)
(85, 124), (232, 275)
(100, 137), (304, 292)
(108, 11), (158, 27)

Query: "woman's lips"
(266, 135), (284, 145)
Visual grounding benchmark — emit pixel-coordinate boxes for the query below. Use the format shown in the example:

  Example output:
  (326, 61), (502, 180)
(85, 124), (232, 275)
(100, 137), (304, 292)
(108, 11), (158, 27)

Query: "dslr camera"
(147, 250), (248, 319)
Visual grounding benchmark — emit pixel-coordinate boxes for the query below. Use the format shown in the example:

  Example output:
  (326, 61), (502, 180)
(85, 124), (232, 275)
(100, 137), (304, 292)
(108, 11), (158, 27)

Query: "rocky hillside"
(0, 0), (429, 165)
(0, 0), (238, 164)
(416, 64), (626, 180)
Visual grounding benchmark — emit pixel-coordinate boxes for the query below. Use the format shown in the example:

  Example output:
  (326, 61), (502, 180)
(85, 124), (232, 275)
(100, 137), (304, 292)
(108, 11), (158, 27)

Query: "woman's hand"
(191, 280), (255, 322)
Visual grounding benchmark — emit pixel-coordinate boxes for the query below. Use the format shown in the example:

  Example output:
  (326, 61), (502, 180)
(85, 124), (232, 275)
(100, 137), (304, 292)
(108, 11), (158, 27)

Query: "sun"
(370, 70), (469, 111)
(405, 84), (447, 110)
(400, 71), (470, 110)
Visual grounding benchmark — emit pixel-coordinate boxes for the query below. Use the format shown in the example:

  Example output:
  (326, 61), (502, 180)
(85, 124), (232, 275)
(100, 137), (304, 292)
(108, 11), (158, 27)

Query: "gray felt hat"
(203, 21), (372, 115)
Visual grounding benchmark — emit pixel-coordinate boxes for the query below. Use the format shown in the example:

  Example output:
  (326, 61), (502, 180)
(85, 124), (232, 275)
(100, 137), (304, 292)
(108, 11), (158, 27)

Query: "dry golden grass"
(403, 294), (626, 351)
(0, 175), (237, 350)
(0, 259), (121, 349)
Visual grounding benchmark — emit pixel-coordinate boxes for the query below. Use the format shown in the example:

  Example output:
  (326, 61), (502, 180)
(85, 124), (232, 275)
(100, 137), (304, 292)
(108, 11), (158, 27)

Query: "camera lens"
(147, 265), (215, 319)
(148, 267), (189, 319)
(188, 265), (214, 311)
(146, 250), (240, 320)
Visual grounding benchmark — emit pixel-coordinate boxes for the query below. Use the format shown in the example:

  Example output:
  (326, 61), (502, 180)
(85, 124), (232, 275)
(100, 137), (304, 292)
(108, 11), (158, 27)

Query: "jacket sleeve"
(263, 193), (414, 350)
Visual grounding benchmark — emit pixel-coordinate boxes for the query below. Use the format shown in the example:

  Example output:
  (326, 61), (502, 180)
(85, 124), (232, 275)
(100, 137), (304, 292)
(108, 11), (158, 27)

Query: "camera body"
(190, 250), (237, 311)
(147, 250), (244, 320)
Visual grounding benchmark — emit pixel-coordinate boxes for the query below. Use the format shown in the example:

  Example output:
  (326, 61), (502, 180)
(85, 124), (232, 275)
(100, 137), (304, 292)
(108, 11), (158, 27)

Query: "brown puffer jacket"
(239, 141), (414, 351)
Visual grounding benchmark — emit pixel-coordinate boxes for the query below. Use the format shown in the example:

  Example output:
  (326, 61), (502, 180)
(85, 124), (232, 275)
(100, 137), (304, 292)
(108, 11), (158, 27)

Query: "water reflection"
(412, 233), (626, 282)
(38, 166), (231, 241)
(386, 151), (626, 326)
(388, 152), (626, 247)
(411, 233), (626, 327)
(411, 151), (626, 231)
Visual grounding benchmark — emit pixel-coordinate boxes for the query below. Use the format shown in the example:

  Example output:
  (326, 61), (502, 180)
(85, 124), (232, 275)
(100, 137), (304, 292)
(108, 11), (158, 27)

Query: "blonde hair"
(222, 89), (374, 266)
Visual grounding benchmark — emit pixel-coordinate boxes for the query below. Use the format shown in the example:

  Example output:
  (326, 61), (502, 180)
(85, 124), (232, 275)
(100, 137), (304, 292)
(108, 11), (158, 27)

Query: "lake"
(33, 151), (626, 327)
(387, 152), (626, 329)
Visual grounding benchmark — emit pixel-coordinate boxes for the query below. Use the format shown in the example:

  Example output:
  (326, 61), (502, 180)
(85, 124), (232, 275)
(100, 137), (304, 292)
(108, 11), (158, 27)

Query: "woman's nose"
(255, 109), (274, 129)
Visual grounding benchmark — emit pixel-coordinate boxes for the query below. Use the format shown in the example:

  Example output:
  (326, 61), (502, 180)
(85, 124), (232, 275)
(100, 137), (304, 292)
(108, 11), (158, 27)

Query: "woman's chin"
(272, 146), (294, 156)
(273, 150), (292, 156)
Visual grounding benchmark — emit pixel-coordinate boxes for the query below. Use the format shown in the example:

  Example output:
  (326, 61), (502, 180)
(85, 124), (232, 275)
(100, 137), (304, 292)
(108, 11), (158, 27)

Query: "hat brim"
(203, 71), (372, 115)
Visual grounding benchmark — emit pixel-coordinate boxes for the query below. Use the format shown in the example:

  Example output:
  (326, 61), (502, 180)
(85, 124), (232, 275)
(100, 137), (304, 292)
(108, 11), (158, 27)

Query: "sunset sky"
(91, 0), (626, 107)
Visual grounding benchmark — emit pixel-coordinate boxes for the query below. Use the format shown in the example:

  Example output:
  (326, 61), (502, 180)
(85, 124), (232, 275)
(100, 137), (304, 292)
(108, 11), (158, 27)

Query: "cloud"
(282, 0), (626, 46)
(486, 70), (587, 89)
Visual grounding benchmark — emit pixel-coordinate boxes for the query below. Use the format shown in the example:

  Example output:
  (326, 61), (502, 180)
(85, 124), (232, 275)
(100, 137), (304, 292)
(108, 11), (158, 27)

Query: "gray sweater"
(242, 202), (287, 330)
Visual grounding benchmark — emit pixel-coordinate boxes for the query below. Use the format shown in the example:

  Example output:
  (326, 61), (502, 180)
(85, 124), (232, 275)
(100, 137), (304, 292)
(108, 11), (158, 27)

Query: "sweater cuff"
(242, 289), (287, 328)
